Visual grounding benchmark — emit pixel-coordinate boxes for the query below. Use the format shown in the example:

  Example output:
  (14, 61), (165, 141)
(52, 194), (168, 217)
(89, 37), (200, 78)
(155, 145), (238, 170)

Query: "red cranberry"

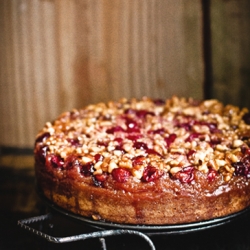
(80, 162), (94, 177)
(141, 165), (163, 182)
(194, 121), (218, 133)
(49, 154), (64, 169)
(175, 166), (194, 183)
(210, 136), (221, 146)
(124, 108), (136, 115)
(37, 145), (49, 164)
(65, 155), (81, 170)
(126, 135), (142, 141)
(94, 173), (108, 182)
(67, 138), (81, 146)
(153, 99), (165, 105)
(207, 168), (217, 182)
(187, 149), (196, 159)
(148, 128), (165, 135)
(242, 112), (250, 125)
(35, 132), (50, 143)
(114, 137), (123, 145)
(93, 173), (108, 187)
(111, 168), (130, 183)
(97, 140), (109, 147)
(206, 122), (219, 133)
(232, 162), (249, 177)
(164, 133), (177, 147)
(127, 127), (140, 133)
(146, 148), (162, 157)
(185, 133), (201, 142)
(177, 122), (192, 131)
(132, 155), (146, 167)
(133, 141), (148, 150)
(136, 110), (155, 118)
(124, 117), (139, 132)
(182, 123), (191, 131)
(106, 126), (124, 134)
(94, 153), (104, 162)
(124, 108), (154, 118)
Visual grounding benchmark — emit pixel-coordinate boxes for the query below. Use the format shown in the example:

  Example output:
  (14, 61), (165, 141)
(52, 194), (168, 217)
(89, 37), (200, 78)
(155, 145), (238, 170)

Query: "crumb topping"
(34, 96), (250, 185)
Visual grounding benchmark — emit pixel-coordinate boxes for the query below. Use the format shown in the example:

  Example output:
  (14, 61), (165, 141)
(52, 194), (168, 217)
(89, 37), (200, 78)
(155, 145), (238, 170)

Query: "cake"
(34, 96), (250, 225)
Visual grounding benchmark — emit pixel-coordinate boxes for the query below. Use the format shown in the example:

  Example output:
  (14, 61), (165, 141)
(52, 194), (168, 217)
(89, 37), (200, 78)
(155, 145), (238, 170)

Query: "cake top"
(35, 96), (250, 186)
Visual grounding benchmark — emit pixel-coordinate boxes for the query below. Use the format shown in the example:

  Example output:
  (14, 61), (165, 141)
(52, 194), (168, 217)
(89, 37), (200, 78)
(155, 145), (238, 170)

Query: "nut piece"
(232, 139), (243, 148)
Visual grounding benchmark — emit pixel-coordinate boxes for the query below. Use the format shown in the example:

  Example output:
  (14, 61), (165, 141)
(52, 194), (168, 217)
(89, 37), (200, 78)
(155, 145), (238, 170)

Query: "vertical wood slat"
(0, 0), (204, 148)
(210, 0), (250, 108)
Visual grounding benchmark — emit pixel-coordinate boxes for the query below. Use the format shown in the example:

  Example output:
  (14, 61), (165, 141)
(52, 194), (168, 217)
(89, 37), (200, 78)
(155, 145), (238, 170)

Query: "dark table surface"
(1, 151), (250, 250)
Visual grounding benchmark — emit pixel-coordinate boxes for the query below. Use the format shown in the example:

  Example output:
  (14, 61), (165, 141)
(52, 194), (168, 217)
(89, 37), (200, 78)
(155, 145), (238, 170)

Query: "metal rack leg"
(99, 237), (107, 250)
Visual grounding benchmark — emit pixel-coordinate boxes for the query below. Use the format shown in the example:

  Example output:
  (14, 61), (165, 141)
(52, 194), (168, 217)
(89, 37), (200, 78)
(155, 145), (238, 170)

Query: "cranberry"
(241, 135), (250, 142)
(114, 137), (123, 145)
(124, 117), (139, 132)
(195, 121), (219, 133)
(132, 155), (146, 167)
(37, 145), (49, 164)
(80, 162), (94, 177)
(148, 128), (165, 135)
(210, 136), (221, 146)
(233, 162), (249, 177)
(35, 132), (50, 143)
(146, 148), (162, 157)
(126, 134), (142, 141)
(187, 149), (196, 159)
(67, 138), (81, 146)
(136, 110), (155, 118)
(127, 127), (140, 133)
(106, 126), (124, 134)
(94, 153), (104, 162)
(242, 112), (250, 125)
(133, 141), (148, 150)
(49, 154), (64, 169)
(97, 141), (109, 147)
(116, 145), (126, 152)
(246, 148), (250, 155)
(141, 165), (163, 182)
(124, 108), (136, 115)
(165, 133), (177, 147)
(175, 166), (194, 183)
(153, 99), (165, 105)
(232, 154), (250, 178)
(243, 155), (250, 166)
(65, 155), (81, 169)
(206, 122), (218, 133)
(185, 133), (201, 142)
(94, 173), (108, 182)
(111, 168), (130, 183)
(124, 108), (154, 118)
(178, 122), (192, 131)
(207, 168), (217, 182)
(93, 173), (108, 187)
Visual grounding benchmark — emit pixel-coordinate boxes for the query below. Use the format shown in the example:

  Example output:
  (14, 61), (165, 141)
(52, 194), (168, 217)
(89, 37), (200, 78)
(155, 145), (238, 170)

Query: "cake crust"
(34, 96), (250, 225)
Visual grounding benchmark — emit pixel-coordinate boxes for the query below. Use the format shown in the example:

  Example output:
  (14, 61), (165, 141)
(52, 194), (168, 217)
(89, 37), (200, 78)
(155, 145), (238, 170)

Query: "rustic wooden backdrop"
(0, 0), (249, 148)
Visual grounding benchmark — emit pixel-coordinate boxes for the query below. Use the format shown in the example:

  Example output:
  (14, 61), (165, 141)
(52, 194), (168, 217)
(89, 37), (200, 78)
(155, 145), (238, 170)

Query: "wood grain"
(210, 0), (250, 108)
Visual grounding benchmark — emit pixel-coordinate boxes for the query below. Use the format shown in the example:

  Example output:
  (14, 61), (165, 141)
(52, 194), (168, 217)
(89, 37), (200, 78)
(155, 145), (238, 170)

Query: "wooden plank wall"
(210, 0), (250, 108)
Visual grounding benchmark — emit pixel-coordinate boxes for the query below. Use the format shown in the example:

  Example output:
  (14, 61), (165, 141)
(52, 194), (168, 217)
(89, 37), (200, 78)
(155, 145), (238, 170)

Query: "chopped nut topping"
(35, 96), (250, 183)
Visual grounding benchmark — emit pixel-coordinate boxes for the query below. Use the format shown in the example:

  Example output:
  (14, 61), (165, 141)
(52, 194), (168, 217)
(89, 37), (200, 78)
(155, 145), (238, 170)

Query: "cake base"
(36, 161), (250, 225)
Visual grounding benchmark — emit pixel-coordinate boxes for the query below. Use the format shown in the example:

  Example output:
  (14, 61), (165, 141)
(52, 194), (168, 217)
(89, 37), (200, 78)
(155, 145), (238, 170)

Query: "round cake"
(34, 96), (250, 225)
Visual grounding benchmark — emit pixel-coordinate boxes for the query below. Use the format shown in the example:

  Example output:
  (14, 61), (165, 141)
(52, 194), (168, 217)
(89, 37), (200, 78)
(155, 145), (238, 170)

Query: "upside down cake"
(34, 96), (250, 225)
